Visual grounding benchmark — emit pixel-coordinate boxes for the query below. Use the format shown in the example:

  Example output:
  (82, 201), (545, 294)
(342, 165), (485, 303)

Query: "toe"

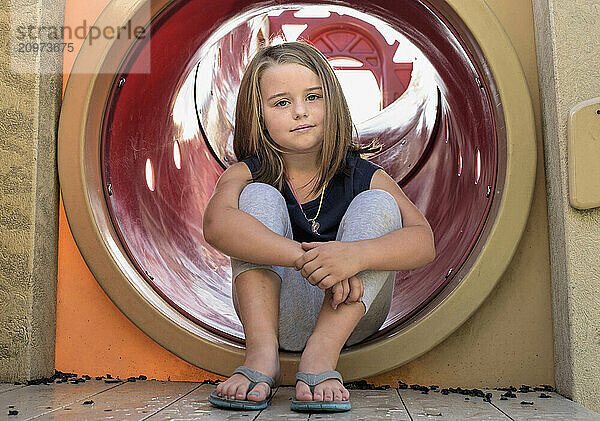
(313, 385), (324, 401)
(333, 389), (343, 401)
(341, 385), (350, 401)
(296, 381), (314, 401)
(221, 383), (232, 399)
(234, 383), (247, 401)
(247, 383), (267, 402)
(323, 387), (334, 402)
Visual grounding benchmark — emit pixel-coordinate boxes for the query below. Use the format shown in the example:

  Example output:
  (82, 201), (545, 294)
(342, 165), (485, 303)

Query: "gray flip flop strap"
(234, 366), (275, 389)
(295, 370), (343, 393)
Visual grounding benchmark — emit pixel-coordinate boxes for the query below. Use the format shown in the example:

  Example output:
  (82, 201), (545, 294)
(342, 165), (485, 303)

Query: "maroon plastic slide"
(100, 0), (499, 346)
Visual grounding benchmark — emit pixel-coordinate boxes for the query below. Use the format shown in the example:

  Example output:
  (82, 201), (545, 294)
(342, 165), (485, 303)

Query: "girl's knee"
(346, 189), (402, 230)
(355, 189), (398, 211)
(239, 182), (285, 210)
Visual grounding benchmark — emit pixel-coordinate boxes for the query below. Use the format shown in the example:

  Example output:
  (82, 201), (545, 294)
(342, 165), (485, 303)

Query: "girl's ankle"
(245, 334), (279, 353)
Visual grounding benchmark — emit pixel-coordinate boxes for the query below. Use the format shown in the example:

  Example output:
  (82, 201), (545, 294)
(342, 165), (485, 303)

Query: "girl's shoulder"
(346, 150), (383, 174)
(344, 150), (384, 194)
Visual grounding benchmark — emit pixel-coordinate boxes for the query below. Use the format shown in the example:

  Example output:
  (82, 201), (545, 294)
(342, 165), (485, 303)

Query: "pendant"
(311, 220), (320, 234)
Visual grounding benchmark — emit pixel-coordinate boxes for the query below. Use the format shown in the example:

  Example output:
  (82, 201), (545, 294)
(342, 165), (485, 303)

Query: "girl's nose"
(294, 110), (308, 119)
(294, 103), (308, 119)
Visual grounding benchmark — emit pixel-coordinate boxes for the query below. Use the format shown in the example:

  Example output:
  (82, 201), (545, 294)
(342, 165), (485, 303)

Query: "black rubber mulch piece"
(519, 385), (532, 393)
(502, 391), (517, 398)
(422, 386), (491, 401)
(521, 401), (534, 405)
(398, 381), (408, 389)
(8, 410), (18, 416)
(106, 374), (113, 379)
(429, 385), (439, 390)
(104, 379), (122, 384)
(138, 375), (148, 380)
(344, 380), (390, 390)
(541, 384), (555, 392)
(444, 387), (485, 398)
(95, 376), (103, 380)
(410, 384), (429, 394)
(83, 400), (94, 405)
(200, 379), (220, 385)
(23, 370), (79, 386)
(127, 377), (137, 382)
(539, 393), (552, 398)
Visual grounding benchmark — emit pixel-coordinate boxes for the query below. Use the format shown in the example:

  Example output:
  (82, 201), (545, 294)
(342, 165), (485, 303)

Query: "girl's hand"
(330, 275), (364, 309)
(294, 241), (363, 290)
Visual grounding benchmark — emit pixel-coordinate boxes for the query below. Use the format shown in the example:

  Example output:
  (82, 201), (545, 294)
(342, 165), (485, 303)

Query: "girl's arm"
(203, 162), (304, 267)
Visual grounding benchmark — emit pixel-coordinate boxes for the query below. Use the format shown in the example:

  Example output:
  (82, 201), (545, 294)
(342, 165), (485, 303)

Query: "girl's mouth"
(291, 125), (314, 132)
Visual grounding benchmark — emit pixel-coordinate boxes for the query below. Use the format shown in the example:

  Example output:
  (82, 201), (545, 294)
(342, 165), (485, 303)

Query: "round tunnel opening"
(100, 1), (500, 346)
(59, 0), (537, 379)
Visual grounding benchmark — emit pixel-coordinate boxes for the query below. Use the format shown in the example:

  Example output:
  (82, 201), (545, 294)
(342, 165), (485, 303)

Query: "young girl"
(203, 41), (435, 412)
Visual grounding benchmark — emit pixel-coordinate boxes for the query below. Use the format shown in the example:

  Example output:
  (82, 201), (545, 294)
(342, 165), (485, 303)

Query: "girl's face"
(259, 63), (325, 158)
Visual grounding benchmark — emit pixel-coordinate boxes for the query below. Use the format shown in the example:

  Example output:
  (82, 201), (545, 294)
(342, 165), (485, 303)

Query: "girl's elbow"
(202, 213), (218, 246)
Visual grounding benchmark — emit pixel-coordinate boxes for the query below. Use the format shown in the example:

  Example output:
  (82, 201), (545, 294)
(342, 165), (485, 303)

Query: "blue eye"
(275, 99), (289, 107)
(307, 93), (321, 101)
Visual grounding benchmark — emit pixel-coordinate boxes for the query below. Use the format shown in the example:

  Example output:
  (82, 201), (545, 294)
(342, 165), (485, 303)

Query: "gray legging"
(231, 182), (402, 351)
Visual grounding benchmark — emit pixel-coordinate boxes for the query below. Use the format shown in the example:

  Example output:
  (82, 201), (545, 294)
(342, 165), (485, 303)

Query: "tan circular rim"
(58, 0), (536, 382)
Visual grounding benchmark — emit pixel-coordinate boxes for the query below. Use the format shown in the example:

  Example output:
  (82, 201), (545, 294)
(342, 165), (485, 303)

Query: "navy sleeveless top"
(241, 151), (383, 243)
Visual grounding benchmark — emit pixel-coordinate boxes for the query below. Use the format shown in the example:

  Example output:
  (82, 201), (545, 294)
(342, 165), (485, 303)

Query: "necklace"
(285, 174), (326, 234)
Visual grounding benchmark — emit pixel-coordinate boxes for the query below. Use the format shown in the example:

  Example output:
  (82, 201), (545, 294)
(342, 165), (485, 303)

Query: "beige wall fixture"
(58, 0), (536, 382)
(568, 98), (600, 210)
(532, 0), (600, 412)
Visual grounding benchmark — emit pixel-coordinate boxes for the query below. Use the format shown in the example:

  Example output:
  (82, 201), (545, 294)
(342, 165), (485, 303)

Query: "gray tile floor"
(2, 379), (600, 420)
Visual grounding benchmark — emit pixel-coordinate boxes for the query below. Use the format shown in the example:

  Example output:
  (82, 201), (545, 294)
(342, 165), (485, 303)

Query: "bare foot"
(215, 340), (280, 402)
(296, 338), (349, 402)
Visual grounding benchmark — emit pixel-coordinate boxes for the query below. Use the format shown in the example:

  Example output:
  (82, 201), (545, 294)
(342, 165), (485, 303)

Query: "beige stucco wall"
(532, 0), (600, 412)
(0, 0), (63, 381)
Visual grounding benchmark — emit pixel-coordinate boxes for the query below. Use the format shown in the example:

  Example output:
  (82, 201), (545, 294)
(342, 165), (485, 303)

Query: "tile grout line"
(396, 388), (414, 421)
(487, 397), (516, 421)
(26, 381), (128, 421)
(139, 382), (202, 420)
(252, 386), (280, 421)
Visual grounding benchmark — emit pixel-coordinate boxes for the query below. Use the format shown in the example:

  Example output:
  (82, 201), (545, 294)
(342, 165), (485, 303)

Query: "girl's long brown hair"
(233, 41), (381, 195)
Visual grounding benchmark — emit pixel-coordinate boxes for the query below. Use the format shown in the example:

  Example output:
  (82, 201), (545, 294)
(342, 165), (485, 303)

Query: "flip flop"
(209, 366), (276, 410)
(290, 370), (351, 412)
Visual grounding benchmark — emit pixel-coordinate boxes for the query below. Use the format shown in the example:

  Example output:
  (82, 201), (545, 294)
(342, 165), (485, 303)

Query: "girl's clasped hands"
(293, 241), (365, 309)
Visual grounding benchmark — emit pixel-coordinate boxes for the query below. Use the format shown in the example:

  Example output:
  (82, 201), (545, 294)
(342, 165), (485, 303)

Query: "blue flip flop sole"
(209, 391), (270, 410)
(290, 398), (351, 412)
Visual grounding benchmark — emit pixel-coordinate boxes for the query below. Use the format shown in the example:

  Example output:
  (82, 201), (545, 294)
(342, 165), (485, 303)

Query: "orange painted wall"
(56, 0), (554, 387)
(56, 199), (223, 382)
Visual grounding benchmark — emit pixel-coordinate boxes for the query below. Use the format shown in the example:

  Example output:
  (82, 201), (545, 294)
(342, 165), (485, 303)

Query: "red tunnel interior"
(101, 0), (499, 347)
